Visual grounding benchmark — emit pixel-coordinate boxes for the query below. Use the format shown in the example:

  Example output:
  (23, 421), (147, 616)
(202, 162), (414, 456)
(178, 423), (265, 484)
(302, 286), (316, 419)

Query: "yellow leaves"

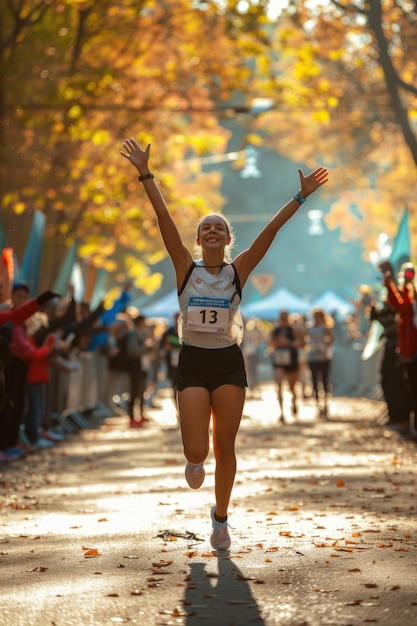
(91, 192), (106, 206)
(91, 130), (111, 146)
(68, 104), (82, 119)
(312, 109), (330, 124)
(246, 133), (264, 146)
(13, 202), (26, 215)
(328, 49), (345, 62)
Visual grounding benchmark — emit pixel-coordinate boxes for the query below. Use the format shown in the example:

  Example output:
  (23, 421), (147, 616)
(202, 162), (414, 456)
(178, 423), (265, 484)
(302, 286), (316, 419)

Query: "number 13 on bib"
(186, 297), (230, 333)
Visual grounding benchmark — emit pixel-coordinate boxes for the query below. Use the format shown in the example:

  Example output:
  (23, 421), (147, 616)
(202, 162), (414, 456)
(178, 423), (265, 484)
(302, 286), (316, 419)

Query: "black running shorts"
(174, 344), (248, 391)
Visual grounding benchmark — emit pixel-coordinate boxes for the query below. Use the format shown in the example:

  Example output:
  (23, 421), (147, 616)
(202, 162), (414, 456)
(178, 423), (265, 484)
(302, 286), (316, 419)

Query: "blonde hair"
(311, 307), (334, 328)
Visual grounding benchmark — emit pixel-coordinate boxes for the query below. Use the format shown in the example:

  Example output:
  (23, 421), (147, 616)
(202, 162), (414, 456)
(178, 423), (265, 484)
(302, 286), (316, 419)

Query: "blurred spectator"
(383, 262), (417, 437)
(88, 280), (132, 408)
(105, 317), (131, 416)
(160, 313), (181, 421)
(0, 283), (59, 458)
(369, 299), (410, 428)
(23, 312), (71, 448)
(354, 284), (374, 336)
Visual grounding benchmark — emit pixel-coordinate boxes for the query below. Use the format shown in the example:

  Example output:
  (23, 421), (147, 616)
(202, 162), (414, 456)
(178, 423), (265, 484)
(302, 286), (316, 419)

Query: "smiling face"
(196, 214), (231, 251)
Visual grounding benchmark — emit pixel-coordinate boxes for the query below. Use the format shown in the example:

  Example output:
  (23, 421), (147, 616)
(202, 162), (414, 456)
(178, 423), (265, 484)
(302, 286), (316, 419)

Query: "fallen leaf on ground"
(84, 548), (100, 557)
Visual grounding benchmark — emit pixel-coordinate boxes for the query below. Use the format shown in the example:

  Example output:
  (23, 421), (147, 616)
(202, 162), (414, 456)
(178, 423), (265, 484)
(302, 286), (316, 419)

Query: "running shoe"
(130, 418), (146, 428)
(42, 429), (65, 442)
(185, 462), (205, 489)
(210, 505), (231, 551)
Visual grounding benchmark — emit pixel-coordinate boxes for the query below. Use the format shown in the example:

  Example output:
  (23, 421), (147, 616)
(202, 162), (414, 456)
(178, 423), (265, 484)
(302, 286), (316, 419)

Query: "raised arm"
(233, 167), (328, 288)
(120, 139), (192, 287)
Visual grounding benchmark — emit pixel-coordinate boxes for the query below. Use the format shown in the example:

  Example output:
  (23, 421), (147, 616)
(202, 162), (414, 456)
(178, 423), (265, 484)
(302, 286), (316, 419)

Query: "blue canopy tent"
(241, 287), (310, 321)
(312, 290), (354, 318)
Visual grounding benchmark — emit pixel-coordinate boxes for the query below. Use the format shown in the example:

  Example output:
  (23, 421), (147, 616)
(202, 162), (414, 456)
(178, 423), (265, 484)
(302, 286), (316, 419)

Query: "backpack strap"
(178, 261), (242, 301)
(230, 263), (242, 302)
(177, 262), (196, 296)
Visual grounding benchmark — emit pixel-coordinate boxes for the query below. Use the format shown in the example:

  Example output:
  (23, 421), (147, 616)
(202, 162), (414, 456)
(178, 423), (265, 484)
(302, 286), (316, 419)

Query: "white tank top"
(178, 261), (244, 349)
(308, 323), (332, 361)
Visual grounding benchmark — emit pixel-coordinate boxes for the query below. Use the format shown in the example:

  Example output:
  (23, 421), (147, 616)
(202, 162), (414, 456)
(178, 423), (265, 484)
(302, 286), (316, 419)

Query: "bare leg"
(273, 368), (284, 418)
(178, 387), (211, 464)
(211, 384), (245, 517)
(287, 371), (300, 415)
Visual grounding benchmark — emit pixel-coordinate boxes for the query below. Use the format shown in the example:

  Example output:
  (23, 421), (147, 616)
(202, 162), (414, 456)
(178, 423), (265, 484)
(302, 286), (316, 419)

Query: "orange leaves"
(152, 559), (173, 568)
(82, 546), (100, 558)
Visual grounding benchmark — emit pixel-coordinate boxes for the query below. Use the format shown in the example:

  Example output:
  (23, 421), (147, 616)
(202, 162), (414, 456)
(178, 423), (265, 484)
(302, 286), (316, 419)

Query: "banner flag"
(19, 210), (46, 295)
(250, 274), (275, 296)
(53, 241), (79, 296)
(0, 219), (7, 250)
(390, 207), (410, 275)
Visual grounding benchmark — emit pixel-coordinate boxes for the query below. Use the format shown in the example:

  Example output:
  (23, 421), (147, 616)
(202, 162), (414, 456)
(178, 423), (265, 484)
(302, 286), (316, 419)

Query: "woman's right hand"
(120, 139), (151, 173)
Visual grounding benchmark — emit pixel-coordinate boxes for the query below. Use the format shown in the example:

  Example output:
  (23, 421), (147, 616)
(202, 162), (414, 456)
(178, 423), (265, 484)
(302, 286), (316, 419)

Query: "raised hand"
(36, 290), (61, 306)
(298, 167), (328, 198)
(120, 139), (151, 172)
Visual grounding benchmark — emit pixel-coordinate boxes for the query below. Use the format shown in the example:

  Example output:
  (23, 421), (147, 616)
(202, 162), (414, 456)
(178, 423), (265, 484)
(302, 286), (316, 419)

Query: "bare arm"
(233, 167), (328, 287)
(120, 139), (193, 287)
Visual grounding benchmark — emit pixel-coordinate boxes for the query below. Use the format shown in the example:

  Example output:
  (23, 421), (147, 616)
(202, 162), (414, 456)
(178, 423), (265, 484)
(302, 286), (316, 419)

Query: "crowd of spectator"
(0, 278), (171, 462)
(0, 260), (416, 464)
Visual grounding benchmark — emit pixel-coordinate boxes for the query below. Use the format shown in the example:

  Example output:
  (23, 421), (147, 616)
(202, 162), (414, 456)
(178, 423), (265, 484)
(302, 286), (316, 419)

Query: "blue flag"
(19, 210), (46, 295)
(53, 241), (79, 296)
(390, 207), (410, 274)
(0, 219), (7, 250)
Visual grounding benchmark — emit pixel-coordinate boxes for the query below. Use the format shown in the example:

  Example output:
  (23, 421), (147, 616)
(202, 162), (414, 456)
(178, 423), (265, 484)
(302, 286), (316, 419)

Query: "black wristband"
(138, 173), (154, 182)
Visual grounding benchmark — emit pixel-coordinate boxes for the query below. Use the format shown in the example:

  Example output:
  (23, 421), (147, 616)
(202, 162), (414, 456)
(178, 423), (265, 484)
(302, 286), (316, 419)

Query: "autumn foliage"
(0, 0), (415, 290)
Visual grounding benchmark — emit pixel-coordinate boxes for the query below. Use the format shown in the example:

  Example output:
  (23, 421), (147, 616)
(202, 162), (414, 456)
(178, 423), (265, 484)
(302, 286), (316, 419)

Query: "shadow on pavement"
(184, 552), (265, 625)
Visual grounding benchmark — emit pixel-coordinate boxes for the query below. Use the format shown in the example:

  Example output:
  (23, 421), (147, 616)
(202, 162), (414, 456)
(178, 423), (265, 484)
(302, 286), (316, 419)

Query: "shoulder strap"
(177, 262), (196, 296)
(230, 263), (242, 301)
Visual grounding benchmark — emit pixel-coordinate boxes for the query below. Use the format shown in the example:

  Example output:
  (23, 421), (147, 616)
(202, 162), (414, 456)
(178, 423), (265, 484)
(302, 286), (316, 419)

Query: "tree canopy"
(250, 0), (417, 257)
(0, 0), (415, 293)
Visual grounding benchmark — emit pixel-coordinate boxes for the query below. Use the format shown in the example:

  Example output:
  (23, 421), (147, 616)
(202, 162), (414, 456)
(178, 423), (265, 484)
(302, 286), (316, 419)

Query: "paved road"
(1, 386), (416, 626)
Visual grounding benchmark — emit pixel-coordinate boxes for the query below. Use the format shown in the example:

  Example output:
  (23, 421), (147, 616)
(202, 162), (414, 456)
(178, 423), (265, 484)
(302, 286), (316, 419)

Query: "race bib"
(187, 297), (230, 333)
(273, 349), (292, 366)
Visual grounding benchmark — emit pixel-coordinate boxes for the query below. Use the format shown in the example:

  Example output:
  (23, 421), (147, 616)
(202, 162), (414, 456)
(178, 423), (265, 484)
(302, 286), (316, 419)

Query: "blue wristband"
(293, 192), (306, 204)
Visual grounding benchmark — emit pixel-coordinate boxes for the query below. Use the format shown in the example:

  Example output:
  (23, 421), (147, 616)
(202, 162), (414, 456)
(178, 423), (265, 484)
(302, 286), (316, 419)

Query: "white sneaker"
(185, 462), (205, 489)
(210, 505), (231, 551)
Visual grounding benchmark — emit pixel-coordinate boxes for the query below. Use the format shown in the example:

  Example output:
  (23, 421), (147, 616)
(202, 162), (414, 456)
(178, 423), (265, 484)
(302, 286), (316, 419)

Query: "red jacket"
(0, 298), (39, 327)
(26, 334), (56, 384)
(10, 323), (55, 375)
(385, 280), (417, 361)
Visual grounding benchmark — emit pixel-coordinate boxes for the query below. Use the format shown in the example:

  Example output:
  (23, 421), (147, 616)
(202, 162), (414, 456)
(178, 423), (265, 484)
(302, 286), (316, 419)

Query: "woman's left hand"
(298, 167), (328, 198)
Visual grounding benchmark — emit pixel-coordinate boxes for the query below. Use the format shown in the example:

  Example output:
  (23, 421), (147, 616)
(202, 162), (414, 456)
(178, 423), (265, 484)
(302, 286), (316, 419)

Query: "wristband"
(138, 173), (154, 182)
(293, 192), (306, 204)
